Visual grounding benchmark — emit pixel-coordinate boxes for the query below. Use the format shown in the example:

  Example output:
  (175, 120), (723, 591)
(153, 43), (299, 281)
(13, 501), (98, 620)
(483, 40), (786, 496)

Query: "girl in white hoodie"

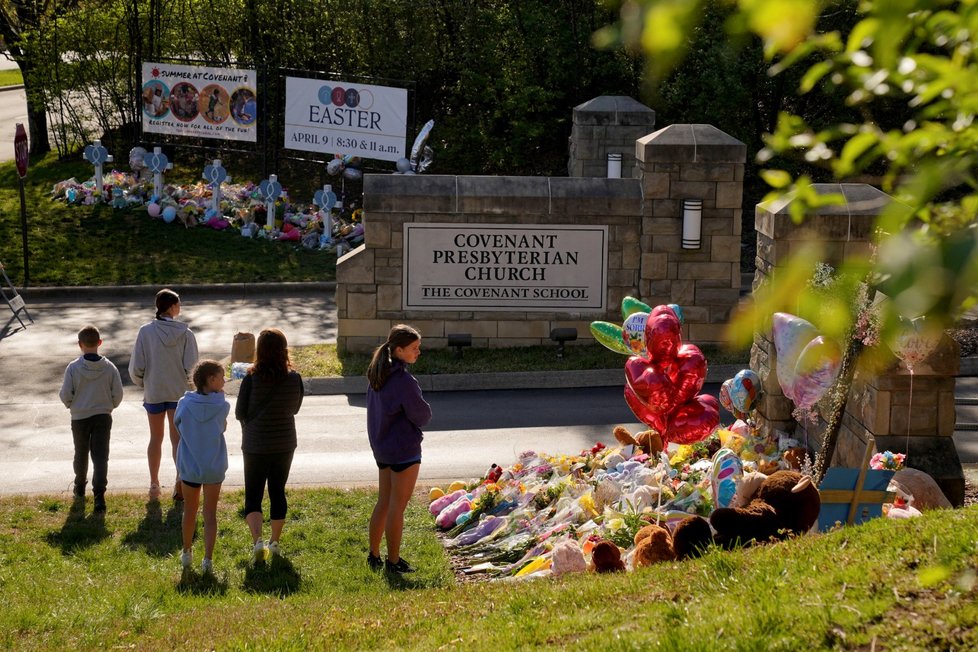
(175, 359), (229, 574)
(129, 288), (199, 501)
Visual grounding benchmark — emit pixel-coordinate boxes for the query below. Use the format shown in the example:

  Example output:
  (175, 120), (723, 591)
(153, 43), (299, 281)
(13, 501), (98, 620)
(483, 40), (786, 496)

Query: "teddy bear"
(590, 539), (626, 573)
(710, 469), (821, 548)
(632, 516), (716, 568)
(613, 425), (664, 457)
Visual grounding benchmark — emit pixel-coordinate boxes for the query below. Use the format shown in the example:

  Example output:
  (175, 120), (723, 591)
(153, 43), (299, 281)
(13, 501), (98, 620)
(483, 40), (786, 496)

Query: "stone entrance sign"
(403, 223), (608, 311)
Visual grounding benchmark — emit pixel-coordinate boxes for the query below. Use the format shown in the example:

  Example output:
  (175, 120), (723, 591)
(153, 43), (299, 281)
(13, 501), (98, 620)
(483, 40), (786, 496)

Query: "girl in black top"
(235, 328), (303, 560)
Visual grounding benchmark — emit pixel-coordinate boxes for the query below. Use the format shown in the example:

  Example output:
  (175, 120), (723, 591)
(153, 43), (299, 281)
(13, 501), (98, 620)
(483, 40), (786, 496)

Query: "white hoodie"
(129, 318), (199, 403)
(60, 355), (124, 420)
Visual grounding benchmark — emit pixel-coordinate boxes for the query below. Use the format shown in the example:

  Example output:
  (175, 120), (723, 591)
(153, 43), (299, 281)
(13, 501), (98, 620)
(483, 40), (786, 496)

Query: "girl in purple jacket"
(366, 324), (432, 574)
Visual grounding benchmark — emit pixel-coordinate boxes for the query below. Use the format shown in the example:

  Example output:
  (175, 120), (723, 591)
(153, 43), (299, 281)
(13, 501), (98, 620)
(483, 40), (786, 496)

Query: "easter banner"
(403, 224), (608, 311)
(284, 76), (408, 162)
(141, 62), (258, 142)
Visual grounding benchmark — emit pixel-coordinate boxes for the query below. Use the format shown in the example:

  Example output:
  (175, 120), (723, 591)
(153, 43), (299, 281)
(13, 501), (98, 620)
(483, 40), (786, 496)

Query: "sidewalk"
(10, 282), (748, 395)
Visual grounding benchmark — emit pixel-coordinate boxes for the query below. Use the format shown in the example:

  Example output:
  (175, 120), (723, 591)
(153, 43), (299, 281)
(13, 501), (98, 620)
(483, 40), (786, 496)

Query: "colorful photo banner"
(284, 77), (407, 162)
(141, 62), (257, 142)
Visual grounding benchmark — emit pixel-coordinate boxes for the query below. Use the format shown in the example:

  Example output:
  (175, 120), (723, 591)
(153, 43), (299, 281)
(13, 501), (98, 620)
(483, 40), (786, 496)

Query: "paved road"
(2, 287), (976, 497)
(0, 288), (645, 496)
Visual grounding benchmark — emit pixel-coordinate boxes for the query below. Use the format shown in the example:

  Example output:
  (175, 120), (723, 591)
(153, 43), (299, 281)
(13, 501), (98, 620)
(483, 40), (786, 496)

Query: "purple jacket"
(367, 360), (432, 465)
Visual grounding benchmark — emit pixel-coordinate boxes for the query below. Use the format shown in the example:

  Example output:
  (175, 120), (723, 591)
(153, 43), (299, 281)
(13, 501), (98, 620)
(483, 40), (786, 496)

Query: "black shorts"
(181, 480), (202, 489)
(377, 459), (421, 473)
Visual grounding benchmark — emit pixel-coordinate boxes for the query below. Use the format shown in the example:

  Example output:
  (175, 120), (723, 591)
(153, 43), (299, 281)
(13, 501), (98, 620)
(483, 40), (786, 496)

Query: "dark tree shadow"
(120, 498), (183, 557)
(176, 568), (229, 596)
(241, 554), (302, 597)
(44, 498), (110, 554)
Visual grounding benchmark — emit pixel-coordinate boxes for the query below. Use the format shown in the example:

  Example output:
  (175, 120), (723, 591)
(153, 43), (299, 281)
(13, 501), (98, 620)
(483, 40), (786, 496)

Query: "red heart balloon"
(644, 309), (682, 363)
(624, 384), (668, 433)
(666, 394), (720, 445)
(671, 344), (707, 405)
(624, 356), (675, 414)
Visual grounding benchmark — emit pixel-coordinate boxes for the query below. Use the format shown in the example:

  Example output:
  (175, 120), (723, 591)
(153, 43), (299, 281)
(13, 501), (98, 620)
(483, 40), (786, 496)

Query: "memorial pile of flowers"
(50, 168), (364, 252)
(427, 420), (809, 580)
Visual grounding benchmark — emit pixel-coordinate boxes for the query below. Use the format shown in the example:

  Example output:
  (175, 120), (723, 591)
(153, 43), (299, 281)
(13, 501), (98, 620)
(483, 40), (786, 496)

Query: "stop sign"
(14, 123), (28, 179)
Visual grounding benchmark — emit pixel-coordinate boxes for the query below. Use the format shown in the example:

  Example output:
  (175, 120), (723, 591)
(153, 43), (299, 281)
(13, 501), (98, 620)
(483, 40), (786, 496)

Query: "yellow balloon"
(448, 480), (466, 493)
(428, 487), (445, 501)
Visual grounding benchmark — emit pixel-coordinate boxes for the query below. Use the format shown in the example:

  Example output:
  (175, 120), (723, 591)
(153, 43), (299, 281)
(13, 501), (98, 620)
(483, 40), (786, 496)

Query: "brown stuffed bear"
(590, 539), (626, 573)
(633, 524), (675, 567)
(613, 425), (664, 457)
(632, 516), (715, 568)
(710, 470), (820, 548)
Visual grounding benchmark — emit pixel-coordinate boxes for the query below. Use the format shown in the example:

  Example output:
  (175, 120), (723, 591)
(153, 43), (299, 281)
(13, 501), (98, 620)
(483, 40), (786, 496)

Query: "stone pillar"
(751, 183), (964, 505)
(635, 123), (745, 345)
(751, 183), (882, 437)
(568, 96), (655, 178)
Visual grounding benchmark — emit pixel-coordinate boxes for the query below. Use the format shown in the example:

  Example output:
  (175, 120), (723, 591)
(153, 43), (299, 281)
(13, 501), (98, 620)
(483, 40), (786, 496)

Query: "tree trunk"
(18, 58), (51, 156)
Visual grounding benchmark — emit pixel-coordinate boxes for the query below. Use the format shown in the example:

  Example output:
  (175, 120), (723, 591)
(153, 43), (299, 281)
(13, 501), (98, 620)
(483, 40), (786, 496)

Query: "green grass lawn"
(290, 342), (750, 377)
(2, 488), (976, 650)
(0, 155), (335, 286)
(0, 68), (23, 87)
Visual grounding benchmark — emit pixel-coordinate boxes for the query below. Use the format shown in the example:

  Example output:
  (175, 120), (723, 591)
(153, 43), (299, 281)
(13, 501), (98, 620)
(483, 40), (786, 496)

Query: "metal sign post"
(14, 124), (29, 285)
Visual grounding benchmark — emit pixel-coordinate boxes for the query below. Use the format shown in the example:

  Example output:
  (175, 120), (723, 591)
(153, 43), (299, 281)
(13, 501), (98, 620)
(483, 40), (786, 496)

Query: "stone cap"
(572, 95), (656, 127)
(364, 173), (642, 214)
(636, 123), (746, 163)
(761, 183), (906, 217)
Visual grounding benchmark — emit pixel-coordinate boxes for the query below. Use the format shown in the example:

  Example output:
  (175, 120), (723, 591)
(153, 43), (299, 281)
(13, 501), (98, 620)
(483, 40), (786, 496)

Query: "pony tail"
(367, 342), (392, 390)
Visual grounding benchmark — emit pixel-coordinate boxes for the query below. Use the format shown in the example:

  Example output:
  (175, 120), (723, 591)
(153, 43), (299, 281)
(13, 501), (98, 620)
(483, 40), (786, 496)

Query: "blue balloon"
(162, 206), (177, 223)
(668, 304), (684, 324)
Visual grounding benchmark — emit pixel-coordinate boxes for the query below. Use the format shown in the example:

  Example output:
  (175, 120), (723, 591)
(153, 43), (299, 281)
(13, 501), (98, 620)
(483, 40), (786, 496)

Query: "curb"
(0, 84), (23, 92)
(303, 363), (748, 396)
(18, 281), (335, 301)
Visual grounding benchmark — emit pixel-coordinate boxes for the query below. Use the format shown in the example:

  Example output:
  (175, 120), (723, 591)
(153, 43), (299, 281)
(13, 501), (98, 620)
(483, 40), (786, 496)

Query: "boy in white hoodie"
(59, 325), (124, 513)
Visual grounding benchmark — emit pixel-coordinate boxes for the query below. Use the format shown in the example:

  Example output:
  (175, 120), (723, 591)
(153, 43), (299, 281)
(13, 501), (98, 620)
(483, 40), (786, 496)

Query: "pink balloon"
(667, 394), (720, 445)
(773, 312), (819, 404)
(791, 335), (842, 410)
(624, 384), (667, 433)
(624, 356), (675, 415)
(147, 202), (161, 218)
(671, 344), (706, 405)
(644, 309), (682, 363)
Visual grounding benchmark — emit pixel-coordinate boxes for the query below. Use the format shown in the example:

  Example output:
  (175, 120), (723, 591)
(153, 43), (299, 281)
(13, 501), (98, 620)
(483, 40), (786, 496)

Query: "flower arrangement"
(870, 450), (906, 471)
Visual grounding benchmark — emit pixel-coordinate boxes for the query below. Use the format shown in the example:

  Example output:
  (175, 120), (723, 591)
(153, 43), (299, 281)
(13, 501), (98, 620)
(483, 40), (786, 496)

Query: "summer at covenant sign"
(403, 224), (608, 312)
(141, 62), (257, 142)
(284, 77), (407, 162)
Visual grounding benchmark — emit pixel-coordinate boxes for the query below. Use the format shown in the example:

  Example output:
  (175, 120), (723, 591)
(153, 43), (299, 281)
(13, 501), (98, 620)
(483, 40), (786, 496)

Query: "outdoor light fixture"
(606, 152), (622, 179)
(447, 333), (472, 359)
(550, 327), (578, 359)
(682, 198), (703, 249)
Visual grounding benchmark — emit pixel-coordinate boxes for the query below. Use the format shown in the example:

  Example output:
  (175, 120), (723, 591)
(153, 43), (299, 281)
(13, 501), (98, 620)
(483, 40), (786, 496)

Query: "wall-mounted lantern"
(682, 198), (703, 249)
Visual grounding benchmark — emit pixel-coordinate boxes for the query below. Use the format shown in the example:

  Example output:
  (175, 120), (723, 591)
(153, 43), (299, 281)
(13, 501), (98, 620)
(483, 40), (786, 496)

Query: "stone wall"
(751, 183), (964, 505)
(635, 124), (746, 344)
(568, 96), (655, 178)
(335, 106), (744, 361)
(337, 175), (644, 353)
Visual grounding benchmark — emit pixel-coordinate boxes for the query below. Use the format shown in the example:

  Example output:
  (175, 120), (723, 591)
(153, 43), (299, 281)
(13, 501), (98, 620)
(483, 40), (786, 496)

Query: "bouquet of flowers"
(870, 450), (906, 471)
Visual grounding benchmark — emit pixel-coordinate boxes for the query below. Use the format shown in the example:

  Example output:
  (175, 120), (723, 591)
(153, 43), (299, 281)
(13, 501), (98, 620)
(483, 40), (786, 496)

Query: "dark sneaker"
(73, 484), (85, 499)
(384, 557), (416, 574)
(93, 495), (106, 513)
(367, 553), (383, 571)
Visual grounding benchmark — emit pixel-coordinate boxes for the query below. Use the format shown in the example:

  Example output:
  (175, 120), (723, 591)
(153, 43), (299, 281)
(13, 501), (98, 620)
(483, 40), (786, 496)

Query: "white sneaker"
(267, 541), (280, 557)
(180, 549), (192, 569)
(201, 558), (213, 574)
(252, 540), (266, 562)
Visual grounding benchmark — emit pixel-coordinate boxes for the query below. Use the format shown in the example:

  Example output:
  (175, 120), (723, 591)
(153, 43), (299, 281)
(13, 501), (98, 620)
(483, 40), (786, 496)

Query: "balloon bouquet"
(772, 312), (843, 424)
(591, 298), (719, 445)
